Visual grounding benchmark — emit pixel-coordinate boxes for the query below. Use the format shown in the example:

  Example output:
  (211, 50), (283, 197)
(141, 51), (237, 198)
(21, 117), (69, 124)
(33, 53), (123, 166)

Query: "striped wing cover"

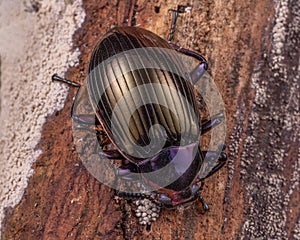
(87, 27), (200, 161)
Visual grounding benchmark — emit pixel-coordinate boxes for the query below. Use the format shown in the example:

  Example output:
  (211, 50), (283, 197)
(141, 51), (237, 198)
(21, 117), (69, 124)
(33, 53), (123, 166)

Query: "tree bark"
(1, 0), (299, 239)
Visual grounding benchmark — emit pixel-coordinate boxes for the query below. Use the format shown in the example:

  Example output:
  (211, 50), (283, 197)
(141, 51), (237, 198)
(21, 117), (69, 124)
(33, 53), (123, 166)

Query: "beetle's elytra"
(52, 25), (227, 211)
(88, 27), (200, 160)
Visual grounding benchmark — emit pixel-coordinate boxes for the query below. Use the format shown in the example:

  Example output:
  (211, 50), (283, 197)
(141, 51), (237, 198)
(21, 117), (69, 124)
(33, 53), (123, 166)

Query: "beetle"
(52, 17), (227, 211)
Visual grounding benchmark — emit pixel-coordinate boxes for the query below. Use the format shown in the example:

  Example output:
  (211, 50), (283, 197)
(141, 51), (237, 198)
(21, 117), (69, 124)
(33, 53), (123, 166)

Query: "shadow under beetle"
(52, 10), (227, 211)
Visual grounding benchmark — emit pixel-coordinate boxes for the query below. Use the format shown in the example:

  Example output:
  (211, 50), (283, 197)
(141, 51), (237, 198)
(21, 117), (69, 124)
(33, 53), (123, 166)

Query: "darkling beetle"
(52, 8), (227, 211)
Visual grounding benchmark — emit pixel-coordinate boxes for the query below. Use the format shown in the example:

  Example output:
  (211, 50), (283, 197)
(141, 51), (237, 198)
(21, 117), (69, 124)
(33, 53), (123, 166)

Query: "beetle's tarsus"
(167, 5), (191, 41)
(52, 73), (81, 87)
(204, 153), (227, 179)
(199, 196), (209, 211)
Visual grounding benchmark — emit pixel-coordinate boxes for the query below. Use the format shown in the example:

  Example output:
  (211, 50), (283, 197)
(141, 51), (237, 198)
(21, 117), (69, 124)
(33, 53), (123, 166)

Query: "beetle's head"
(138, 142), (204, 208)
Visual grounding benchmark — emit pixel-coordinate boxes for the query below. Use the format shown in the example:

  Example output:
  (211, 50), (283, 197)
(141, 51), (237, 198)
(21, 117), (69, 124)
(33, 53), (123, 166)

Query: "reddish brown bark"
(2, 0), (299, 239)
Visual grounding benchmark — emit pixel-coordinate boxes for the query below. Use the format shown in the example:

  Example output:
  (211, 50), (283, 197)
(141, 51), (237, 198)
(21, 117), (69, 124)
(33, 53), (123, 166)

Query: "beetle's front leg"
(191, 184), (209, 211)
(117, 191), (148, 199)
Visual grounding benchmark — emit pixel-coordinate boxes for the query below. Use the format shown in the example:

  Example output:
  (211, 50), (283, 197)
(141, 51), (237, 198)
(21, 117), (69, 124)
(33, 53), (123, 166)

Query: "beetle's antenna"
(52, 73), (81, 87)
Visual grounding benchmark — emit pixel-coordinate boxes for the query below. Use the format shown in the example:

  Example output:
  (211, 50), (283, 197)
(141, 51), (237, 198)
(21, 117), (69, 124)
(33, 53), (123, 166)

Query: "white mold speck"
(134, 198), (161, 225)
(0, 0), (85, 237)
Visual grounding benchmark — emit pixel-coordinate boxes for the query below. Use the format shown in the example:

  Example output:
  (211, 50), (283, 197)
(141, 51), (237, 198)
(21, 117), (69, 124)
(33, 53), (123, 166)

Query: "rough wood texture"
(2, 0), (299, 239)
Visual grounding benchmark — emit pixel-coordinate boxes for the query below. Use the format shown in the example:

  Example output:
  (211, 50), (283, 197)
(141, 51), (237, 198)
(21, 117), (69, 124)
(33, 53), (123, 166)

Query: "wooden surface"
(2, 0), (299, 239)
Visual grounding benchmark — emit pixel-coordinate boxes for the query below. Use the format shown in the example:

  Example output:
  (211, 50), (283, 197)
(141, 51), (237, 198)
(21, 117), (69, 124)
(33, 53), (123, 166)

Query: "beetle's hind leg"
(167, 9), (179, 41)
(73, 114), (111, 148)
(169, 43), (208, 84)
(166, 5), (208, 83)
(201, 112), (225, 135)
(52, 74), (127, 161)
(167, 5), (192, 41)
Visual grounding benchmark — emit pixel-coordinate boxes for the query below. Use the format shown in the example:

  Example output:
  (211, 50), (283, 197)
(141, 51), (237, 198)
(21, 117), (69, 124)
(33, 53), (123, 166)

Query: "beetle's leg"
(74, 119), (111, 147)
(75, 116), (121, 158)
(167, 10), (179, 41)
(195, 181), (209, 211)
(52, 74), (81, 87)
(199, 146), (227, 180)
(52, 74), (124, 160)
(73, 113), (123, 160)
(203, 152), (227, 179)
(169, 43), (208, 84)
(201, 112), (225, 135)
(73, 113), (122, 159)
(75, 123), (106, 135)
(73, 113), (99, 125)
(190, 183), (209, 211)
(72, 113), (112, 146)
(99, 149), (125, 159)
(198, 196), (209, 211)
(117, 162), (139, 174)
(167, 5), (191, 41)
(116, 161), (141, 181)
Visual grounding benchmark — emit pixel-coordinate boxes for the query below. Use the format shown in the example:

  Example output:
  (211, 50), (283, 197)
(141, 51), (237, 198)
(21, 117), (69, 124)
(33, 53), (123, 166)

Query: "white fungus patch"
(0, 0), (85, 237)
(239, 0), (300, 238)
(134, 198), (161, 226)
(294, 216), (300, 239)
